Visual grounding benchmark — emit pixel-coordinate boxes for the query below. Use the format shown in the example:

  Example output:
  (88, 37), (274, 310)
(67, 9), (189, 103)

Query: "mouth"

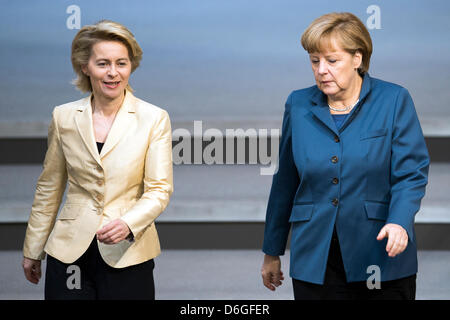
(103, 81), (121, 89)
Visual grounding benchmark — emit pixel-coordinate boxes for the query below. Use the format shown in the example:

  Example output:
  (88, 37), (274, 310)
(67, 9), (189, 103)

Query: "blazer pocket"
(57, 204), (81, 220)
(289, 204), (314, 223)
(364, 201), (389, 221)
(360, 128), (388, 140)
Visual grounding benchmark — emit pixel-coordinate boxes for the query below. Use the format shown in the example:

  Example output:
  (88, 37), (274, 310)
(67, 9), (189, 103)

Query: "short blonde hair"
(301, 12), (373, 74)
(71, 20), (143, 92)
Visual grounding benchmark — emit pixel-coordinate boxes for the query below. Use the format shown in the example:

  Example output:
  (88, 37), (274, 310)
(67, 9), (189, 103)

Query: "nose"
(107, 65), (118, 77)
(317, 60), (328, 75)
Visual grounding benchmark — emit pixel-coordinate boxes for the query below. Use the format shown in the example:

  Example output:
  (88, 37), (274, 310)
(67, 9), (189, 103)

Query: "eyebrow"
(95, 57), (130, 62)
(309, 53), (340, 59)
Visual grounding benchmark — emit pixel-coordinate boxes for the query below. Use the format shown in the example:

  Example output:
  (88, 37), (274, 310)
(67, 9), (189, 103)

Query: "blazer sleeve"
(387, 88), (430, 242)
(262, 93), (300, 256)
(120, 110), (174, 239)
(23, 108), (68, 260)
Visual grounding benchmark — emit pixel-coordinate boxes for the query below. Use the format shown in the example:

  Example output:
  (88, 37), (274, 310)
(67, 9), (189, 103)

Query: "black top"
(96, 142), (104, 153)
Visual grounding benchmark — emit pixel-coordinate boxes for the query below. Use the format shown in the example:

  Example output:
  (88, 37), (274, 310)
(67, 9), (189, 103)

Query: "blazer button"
(334, 135), (340, 143)
(332, 198), (339, 206)
(96, 194), (104, 202)
(96, 180), (104, 186)
(332, 178), (339, 184)
(331, 156), (339, 163)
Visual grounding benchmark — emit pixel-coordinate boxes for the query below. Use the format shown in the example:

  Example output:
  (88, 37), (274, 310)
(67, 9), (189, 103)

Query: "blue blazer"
(262, 73), (429, 284)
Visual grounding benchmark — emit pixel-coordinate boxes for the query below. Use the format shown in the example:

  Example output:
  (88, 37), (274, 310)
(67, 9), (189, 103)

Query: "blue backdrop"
(1, 0), (449, 124)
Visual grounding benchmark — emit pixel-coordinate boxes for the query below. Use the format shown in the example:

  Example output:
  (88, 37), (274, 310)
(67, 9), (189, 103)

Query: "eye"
(97, 62), (106, 67)
(328, 59), (337, 64)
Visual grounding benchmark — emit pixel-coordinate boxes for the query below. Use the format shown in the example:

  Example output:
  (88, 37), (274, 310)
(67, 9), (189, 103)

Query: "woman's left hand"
(96, 219), (131, 244)
(376, 223), (408, 258)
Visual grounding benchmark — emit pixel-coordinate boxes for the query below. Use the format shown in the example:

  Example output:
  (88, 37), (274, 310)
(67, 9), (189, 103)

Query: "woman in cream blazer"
(22, 20), (173, 300)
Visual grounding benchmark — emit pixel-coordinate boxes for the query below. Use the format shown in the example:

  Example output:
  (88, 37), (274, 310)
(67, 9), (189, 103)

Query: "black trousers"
(292, 228), (416, 300)
(45, 237), (155, 300)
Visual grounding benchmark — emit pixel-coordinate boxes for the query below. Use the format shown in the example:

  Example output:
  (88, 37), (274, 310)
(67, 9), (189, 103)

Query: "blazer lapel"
(75, 95), (102, 167)
(99, 90), (136, 158)
(308, 73), (373, 135)
(309, 89), (339, 136)
(336, 73), (372, 133)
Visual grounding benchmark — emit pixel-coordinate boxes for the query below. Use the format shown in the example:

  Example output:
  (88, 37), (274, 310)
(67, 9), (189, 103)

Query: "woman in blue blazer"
(261, 12), (429, 300)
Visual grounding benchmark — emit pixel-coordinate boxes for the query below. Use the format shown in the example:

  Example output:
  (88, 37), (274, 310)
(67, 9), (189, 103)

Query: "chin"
(320, 87), (339, 97)
(100, 88), (126, 100)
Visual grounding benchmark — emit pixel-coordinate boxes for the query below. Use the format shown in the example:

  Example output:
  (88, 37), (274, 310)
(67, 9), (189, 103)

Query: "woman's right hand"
(261, 254), (284, 291)
(22, 257), (42, 284)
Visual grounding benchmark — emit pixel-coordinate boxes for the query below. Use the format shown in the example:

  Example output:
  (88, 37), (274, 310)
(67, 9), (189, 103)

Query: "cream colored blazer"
(23, 90), (173, 268)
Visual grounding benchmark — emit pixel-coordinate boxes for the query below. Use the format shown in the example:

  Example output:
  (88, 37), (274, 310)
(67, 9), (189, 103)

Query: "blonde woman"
(22, 20), (173, 300)
(261, 12), (429, 300)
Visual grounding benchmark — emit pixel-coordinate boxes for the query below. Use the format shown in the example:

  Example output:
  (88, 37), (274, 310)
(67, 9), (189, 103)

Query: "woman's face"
(82, 40), (132, 101)
(309, 40), (362, 99)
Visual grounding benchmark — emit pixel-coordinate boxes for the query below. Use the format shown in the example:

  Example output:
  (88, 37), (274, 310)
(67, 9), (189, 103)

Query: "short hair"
(71, 20), (143, 92)
(301, 12), (373, 74)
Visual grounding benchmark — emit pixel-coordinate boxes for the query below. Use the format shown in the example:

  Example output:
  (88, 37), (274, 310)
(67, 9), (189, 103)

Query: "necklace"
(328, 99), (359, 112)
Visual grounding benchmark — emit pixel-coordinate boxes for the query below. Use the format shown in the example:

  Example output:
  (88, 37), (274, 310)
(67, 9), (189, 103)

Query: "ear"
(81, 65), (89, 76)
(353, 51), (363, 70)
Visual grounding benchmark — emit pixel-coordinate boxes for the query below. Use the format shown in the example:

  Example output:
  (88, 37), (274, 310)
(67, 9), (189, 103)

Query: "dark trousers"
(292, 228), (416, 300)
(45, 237), (155, 300)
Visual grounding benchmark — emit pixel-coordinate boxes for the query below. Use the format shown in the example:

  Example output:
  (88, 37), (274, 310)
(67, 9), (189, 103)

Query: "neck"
(328, 74), (363, 107)
(92, 90), (125, 117)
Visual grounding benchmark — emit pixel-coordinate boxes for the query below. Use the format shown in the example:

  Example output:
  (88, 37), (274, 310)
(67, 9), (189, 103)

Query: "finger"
(262, 277), (274, 290)
(377, 226), (388, 241)
(23, 267), (33, 283)
(377, 227), (387, 241)
(100, 233), (115, 244)
(401, 235), (408, 250)
(385, 230), (395, 253)
(392, 235), (408, 257)
(388, 239), (399, 257)
(98, 224), (118, 240)
(273, 280), (282, 287)
(388, 233), (402, 257)
(34, 263), (42, 280)
(109, 232), (124, 244)
(97, 223), (114, 236)
(403, 231), (409, 244)
(27, 268), (39, 284)
(264, 283), (275, 291)
(97, 231), (110, 242)
(262, 272), (275, 291)
(102, 229), (123, 244)
(272, 273), (282, 287)
(27, 274), (38, 284)
(30, 271), (39, 284)
(99, 220), (120, 234)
